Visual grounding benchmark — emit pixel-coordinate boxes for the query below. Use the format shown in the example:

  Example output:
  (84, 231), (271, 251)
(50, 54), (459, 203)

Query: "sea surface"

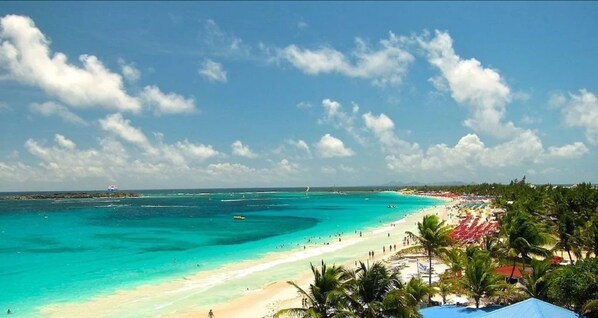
(0, 188), (441, 316)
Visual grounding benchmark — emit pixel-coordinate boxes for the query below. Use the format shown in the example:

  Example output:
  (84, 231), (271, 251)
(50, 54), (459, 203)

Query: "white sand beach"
(40, 195), (457, 318)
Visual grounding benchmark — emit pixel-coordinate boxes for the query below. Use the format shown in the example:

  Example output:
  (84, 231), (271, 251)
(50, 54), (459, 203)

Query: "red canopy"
(495, 266), (523, 278)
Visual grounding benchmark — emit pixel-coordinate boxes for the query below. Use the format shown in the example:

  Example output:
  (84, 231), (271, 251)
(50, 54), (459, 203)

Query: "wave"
(140, 205), (195, 208)
(94, 204), (130, 208)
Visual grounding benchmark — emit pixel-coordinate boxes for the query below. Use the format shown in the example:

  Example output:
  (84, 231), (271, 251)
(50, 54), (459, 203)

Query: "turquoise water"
(0, 189), (441, 316)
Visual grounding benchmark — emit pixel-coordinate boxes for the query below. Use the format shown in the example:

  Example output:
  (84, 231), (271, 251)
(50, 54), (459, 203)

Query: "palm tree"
(460, 252), (504, 308)
(342, 261), (420, 318)
(555, 213), (576, 265)
(500, 210), (552, 281)
(406, 215), (453, 286)
(521, 259), (552, 300)
(441, 247), (466, 279)
(276, 261), (347, 318)
(404, 277), (433, 305)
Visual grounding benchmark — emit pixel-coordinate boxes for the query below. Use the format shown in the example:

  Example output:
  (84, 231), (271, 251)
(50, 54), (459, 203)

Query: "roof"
(480, 298), (579, 318)
(495, 265), (523, 278)
(420, 305), (501, 318)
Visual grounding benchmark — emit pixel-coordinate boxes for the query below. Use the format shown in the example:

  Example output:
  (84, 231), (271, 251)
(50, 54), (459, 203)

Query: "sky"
(0, 2), (597, 191)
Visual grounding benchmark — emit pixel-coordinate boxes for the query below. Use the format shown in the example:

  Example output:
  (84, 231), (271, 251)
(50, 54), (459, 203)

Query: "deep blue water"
(0, 189), (441, 315)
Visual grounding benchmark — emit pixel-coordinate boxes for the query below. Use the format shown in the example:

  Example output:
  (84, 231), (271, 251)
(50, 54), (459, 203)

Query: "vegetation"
(405, 215), (453, 287)
(279, 178), (598, 316)
(459, 249), (504, 308)
(276, 261), (426, 318)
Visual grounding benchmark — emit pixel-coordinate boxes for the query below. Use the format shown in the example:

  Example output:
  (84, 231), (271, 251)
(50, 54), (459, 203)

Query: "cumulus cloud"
(54, 134), (76, 150)
(547, 142), (589, 159)
(315, 134), (354, 158)
(0, 15), (141, 112)
(139, 85), (195, 114)
(554, 89), (598, 144)
(99, 113), (152, 151)
(319, 99), (365, 143)
(118, 58), (140, 82)
(199, 59), (227, 83)
(419, 30), (519, 139)
(384, 132), (541, 172)
(29, 101), (88, 125)
(0, 14), (195, 115)
(231, 140), (258, 158)
(278, 32), (414, 86)
(362, 112), (420, 155)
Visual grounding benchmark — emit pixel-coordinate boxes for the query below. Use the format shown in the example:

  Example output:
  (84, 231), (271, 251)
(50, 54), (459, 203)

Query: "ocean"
(0, 188), (441, 316)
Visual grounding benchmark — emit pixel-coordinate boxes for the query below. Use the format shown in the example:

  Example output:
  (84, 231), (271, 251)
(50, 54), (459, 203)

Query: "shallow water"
(0, 189), (440, 316)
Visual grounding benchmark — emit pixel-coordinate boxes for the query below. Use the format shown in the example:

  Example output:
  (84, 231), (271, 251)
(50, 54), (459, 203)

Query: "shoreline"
(39, 193), (456, 318)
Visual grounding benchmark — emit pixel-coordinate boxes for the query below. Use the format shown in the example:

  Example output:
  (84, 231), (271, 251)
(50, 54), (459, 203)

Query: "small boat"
(233, 215), (246, 220)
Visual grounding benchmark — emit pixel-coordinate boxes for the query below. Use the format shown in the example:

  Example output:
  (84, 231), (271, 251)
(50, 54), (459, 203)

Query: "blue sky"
(1, 2), (597, 191)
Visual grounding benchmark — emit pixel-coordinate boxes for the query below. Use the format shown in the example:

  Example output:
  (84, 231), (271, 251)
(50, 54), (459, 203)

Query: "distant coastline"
(0, 191), (141, 201)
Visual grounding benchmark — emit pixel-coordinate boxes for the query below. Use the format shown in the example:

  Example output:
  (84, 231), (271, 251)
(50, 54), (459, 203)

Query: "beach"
(39, 194), (455, 318)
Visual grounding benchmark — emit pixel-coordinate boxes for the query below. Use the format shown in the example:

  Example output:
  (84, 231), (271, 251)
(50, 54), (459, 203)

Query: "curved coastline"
(37, 191), (452, 318)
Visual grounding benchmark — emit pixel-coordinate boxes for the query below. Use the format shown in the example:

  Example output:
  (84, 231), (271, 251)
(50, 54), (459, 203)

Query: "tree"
(441, 247), (466, 279)
(548, 258), (598, 314)
(521, 259), (552, 300)
(460, 251), (504, 308)
(555, 213), (576, 264)
(406, 215), (453, 287)
(404, 277), (433, 306)
(342, 261), (420, 318)
(500, 210), (552, 280)
(276, 261), (347, 318)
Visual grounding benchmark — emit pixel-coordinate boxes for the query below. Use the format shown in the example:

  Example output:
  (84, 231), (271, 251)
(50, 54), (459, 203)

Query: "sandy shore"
(40, 194), (457, 318)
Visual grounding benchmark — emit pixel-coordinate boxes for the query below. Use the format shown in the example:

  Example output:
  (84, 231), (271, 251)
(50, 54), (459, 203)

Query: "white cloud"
(419, 30), (518, 139)
(278, 32), (414, 86)
(547, 142), (589, 159)
(383, 130), (586, 174)
(296, 101), (312, 109)
(118, 58), (140, 82)
(319, 99), (365, 144)
(200, 19), (250, 58)
(362, 112), (420, 155)
(140, 85), (195, 114)
(0, 15), (141, 112)
(54, 134), (76, 150)
(231, 140), (258, 158)
(29, 101), (88, 125)
(199, 59), (227, 83)
(99, 113), (152, 151)
(555, 89), (598, 144)
(315, 134), (354, 158)
(274, 139), (312, 159)
(0, 14), (195, 116)
(175, 140), (219, 161)
(207, 162), (254, 175)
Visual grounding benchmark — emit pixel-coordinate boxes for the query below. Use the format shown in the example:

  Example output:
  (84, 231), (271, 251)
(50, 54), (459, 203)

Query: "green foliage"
(406, 215), (453, 286)
(276, 261), (347, 318)
(521, 259), (552, 300)
(460, 251), (505, 308)
(548, 258), (598, 314)
(277, 261), (422, 318)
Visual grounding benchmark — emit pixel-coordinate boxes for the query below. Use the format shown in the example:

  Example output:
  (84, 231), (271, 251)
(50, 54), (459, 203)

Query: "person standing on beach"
(208, 309), (214, 318)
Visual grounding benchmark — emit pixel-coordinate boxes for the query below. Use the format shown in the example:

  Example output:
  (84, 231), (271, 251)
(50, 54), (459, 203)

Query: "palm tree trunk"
(429, 252), (433, 286)
(509, 259), (516, 282)
(567, 248), (573, 265)
(475, 297), (480, 309)
(429, 250), (433, 304)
